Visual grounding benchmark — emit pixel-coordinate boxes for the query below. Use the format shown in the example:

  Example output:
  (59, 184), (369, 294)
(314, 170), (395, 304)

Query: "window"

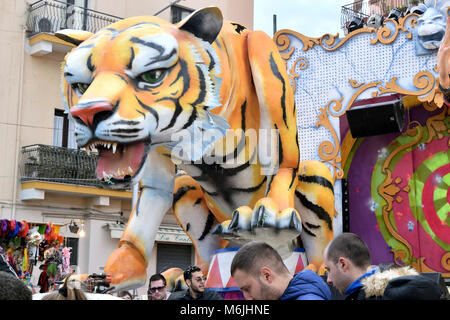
(156, 243), (193, 273)
(171, 5), (193, 24)
(65, 0), (88, 7)
(65, 0), (89, 30)
(53, 109), (77, 149)
(65, 237), (79, 266)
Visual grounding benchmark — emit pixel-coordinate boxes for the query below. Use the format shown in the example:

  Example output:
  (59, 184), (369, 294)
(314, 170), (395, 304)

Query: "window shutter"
(156, 243), (192, 273)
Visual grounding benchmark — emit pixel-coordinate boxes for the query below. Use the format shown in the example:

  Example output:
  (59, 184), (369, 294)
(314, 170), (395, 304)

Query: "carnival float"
(273, 0), (450, 278)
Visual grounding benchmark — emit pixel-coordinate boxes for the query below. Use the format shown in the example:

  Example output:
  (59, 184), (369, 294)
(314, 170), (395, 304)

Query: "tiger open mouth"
(84, 140), (151, 186)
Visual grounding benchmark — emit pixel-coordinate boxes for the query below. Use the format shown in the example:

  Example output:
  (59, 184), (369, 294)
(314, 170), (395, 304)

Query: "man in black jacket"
(168, 265), (223, 300)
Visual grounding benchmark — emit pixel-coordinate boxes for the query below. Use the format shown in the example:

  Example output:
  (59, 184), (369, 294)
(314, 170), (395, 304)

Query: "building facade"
(341, 0), (422, 32)
(0, 0), (253, 296)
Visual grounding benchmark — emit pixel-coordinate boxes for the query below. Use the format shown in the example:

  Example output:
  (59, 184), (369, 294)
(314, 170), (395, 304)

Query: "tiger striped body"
(57, 7), (334, 291)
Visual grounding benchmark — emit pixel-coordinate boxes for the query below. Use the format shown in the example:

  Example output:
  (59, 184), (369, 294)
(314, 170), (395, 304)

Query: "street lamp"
(78, 221), (86, 238)
(66, 219), (86, 238)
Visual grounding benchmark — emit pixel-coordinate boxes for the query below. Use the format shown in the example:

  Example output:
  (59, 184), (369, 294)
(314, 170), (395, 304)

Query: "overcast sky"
(254, 0), (348, 37)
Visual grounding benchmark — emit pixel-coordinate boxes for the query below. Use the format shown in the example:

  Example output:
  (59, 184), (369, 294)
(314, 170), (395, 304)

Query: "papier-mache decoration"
(61, 247), (73, 277)
(56, 6), (335, 291)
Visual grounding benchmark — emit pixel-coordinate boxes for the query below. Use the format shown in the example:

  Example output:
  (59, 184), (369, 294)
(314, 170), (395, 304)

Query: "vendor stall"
(0, 219), (72, 292)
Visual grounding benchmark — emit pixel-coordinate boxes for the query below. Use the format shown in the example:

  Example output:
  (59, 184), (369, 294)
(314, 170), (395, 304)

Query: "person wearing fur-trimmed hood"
(360, 264), (443, 300)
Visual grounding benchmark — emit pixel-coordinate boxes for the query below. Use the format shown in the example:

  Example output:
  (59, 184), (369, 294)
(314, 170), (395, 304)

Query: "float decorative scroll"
(275, 13), (419, 57)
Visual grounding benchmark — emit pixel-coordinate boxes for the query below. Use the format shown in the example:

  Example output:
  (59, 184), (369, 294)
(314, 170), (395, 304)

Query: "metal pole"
(273, 14), (277, 36)
(11, 26), (26, 220)
(154, 0), (183, 16)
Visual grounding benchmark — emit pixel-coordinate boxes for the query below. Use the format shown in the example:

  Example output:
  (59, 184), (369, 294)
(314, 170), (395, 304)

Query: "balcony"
(341, 0), (420, 31)
(20, 144), (100, 186)
(19, 144), (132, 202)
(25, 0), (122, 56)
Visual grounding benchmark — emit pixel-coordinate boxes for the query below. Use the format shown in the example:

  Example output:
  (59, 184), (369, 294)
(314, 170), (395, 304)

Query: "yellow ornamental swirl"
(274, 13), (420, 58)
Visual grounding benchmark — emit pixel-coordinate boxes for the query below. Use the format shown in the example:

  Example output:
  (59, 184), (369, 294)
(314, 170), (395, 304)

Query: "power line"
(0, 121), (58, 130)
(0, 201), (128, 221)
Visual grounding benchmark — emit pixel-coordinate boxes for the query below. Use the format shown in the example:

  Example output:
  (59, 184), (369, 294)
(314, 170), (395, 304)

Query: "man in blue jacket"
(230, 241), (331, 300)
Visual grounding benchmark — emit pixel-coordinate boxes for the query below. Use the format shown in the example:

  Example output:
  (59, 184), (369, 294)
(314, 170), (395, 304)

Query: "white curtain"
(67, 119), (77, 149)
(53, 115), (64, 147)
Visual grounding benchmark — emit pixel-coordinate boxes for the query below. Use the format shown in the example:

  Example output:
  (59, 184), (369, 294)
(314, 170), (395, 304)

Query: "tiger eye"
(74, 83), (89, 94)
(140, 69), (165, 84)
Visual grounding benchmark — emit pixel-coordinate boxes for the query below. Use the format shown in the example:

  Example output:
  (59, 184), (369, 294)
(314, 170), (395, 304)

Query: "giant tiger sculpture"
(56, 7), (335, 291)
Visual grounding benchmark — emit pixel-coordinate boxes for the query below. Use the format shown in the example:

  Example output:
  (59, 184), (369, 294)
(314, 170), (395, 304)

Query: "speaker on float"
(345, 99), (405, 138)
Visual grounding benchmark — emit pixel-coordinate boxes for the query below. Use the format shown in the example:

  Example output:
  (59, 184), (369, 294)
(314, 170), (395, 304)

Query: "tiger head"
(57, 7), (227, 189)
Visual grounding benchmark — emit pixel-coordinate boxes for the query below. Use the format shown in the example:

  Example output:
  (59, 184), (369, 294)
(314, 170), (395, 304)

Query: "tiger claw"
(253, 205), (275, 228)
(212, 220), (235, 236)
(278, 208), (302, 232)
(212, 220), (248, 247)
(229, 207), (252, 231)
(228, 210), (240, 230)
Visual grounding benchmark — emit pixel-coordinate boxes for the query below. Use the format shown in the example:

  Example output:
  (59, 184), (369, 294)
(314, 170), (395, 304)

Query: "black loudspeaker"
(345, 99), (405, 138)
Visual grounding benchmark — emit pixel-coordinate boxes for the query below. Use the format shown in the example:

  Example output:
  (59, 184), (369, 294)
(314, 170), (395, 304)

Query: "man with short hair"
(148, 273), (171, 300)
(324, 232), (442, 300)
(0, 271), (32, 300)
(168, 265), (223, 300)
(323, 232), (377, 300)
(230, 241), (331, 300)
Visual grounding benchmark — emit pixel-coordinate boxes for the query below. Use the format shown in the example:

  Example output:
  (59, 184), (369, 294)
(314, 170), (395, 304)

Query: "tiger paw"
(104, 243), (147, 292)
(212, 197), (302, 258)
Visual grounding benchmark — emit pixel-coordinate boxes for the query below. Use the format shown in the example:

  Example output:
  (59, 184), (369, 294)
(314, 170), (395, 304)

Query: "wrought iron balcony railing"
(26, 0), (122, 36)
(20, 144), (104, 188)
(341, 0), (421, 31)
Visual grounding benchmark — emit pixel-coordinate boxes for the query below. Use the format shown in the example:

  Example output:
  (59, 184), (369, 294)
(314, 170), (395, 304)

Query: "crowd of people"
(0, 233), (447, 300)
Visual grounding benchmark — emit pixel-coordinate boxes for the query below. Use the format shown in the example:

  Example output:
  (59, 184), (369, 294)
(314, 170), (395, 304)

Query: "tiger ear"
(177, 7), (223, 43)
(55, 29), (93, 46)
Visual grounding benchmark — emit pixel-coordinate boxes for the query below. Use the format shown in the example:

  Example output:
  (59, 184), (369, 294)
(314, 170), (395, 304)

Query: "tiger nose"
(70, 102), (114, 127)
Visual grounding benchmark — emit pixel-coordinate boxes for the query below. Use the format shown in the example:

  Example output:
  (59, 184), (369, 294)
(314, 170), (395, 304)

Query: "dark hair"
(230, 241), (289, 276)
(183, 265), (202, 281)
(117, 291), (133, 299)
(149, 273), (167, 286)
(325, 233), (371, 269)
(0, 271), (32, 300)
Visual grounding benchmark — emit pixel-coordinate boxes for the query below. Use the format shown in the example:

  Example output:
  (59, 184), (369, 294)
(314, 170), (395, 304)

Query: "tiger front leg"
(295, 160), (335, 272)
(104, 150), (175, 291)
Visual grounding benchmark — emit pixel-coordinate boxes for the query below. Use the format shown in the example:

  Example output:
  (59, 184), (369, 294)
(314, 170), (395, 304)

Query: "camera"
(85, 272), (111, 293)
